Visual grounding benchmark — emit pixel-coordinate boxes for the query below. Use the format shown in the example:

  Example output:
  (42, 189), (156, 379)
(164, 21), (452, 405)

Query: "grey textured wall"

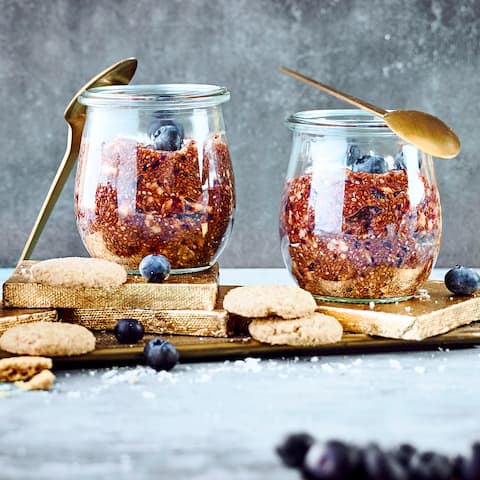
(1, 0), (479, 268)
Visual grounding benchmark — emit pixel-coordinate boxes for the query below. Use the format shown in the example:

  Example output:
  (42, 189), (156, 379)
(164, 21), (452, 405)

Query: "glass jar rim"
(78, 84), (230, 109)
(286, 109), (393, 135)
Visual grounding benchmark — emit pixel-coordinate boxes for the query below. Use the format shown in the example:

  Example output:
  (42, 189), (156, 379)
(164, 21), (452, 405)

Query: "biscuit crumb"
(16, 369), (55, 391)
(0, 356), (52, 382)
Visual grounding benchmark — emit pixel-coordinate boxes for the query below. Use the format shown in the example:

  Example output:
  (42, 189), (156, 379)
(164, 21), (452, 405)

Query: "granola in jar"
(280, 110), (442, 302)
(75, 85), (235, 272)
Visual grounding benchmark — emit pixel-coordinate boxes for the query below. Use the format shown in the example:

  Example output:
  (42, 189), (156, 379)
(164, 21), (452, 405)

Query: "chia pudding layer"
(75, 134), (235, 271)
(280, 168), (441, 300)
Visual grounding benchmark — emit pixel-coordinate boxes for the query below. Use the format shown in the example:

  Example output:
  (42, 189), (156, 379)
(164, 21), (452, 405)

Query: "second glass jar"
(75, 84), (235, 273)
(279, 110), (442, 303)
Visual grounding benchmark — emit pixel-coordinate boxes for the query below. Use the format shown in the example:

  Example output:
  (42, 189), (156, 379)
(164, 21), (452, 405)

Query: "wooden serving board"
(317, 281), (480, 340)
(0, 282), (479, 367)
(2, 322), (480, 367)
(0, 305), (57, 334)
(3, 262), (219, 311)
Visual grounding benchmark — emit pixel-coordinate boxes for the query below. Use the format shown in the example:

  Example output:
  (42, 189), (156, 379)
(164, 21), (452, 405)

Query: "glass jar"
(75, 84), (235, 273)
(279, 110), (442, 303)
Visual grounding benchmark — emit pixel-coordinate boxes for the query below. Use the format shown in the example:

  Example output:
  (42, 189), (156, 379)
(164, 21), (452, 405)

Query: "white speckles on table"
(0, 268), (479, 479)
(0, 349), (480, 479)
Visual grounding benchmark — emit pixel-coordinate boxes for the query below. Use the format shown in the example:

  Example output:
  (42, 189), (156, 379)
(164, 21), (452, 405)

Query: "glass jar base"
(313, 294), (414, 304)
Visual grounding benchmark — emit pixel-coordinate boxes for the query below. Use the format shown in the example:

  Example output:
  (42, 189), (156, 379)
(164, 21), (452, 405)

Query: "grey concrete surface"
(1, 349), (480, 479)
(0, 0), (479, 268)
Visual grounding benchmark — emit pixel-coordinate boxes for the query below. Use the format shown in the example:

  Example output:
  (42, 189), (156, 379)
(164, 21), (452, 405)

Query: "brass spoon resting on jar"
(280, 66), (461, 159)
(18, 58), (138, 264)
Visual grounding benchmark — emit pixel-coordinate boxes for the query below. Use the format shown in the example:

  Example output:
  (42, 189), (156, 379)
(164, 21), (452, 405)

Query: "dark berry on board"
(276, 432), (315, 468)
(114, 318), (145, 344)
(444, 265), (480, 295)
(144, 338), (179, 371)
(139, 254), (171, 283)
(351, 155), (387, 174)
(148, 118), (184, 151)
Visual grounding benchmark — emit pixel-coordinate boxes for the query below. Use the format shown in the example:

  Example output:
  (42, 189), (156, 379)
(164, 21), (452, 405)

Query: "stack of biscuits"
(223, 285), (343, 346)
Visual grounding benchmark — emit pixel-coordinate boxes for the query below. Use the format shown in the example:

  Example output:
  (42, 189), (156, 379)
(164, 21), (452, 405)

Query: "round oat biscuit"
(0, 322), (96, 357)
(248, 312), (343, 346)
(30, 257), (127, 288)
(222, 285), (316, 319)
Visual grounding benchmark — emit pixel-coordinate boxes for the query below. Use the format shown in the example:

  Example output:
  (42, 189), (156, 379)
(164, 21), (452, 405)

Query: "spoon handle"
(18, 127), (77, 264)
(280, 66), (386, 118)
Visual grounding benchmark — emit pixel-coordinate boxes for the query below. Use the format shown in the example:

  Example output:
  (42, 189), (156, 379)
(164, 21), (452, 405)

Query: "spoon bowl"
(18, 58), (138, 264)
(280, 66), (461, 160)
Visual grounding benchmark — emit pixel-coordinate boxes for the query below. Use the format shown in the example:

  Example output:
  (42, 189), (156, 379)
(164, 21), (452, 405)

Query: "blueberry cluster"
(276, 433), (480, 479)
(346, 145), (409, 174)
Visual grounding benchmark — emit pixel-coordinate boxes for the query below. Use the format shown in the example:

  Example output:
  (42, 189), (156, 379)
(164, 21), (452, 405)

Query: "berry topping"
(394, 151), (407, 171)
(139, 254), (171, 283)
(148, 117), (184, 151)
(114, 318), (145, 344)
(144, 338), (179, 371)
(276, 432), (315, 468)
(351, 154), (387, 174)
(346, 144), (361, 167)
(444, 265), (480, 295)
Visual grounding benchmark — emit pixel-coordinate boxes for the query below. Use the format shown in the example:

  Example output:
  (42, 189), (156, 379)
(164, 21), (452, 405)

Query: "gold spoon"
(280, 66), (461, 160)
(18, 57), (138, 265)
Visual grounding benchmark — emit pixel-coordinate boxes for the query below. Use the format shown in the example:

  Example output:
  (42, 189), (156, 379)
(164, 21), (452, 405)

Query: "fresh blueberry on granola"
(114, 318), (145, 344)
(444, 265), (480, 295)
(139, 254), (171, 283)
(346, 144), (361, 167)
(148, 118), (184, 151)
(144, 338), (179, 371)
(351, 154), (387, 174)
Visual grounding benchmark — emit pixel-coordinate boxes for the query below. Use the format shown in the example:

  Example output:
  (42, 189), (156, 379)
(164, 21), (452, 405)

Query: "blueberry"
(114, 318), (145, 344)
(148, 118), (184, 151)
(391, 443), (417, 468)
(451, 455), (468, 480)
(444, 265), (480, 295)
(462, 443), (480, 480)
(394, 151), (407, 171)
(394, 149), (422, 171)
(409, 451), (452, 480)
(303, 440), (358, 480)
(352, 155), (387, 174)
(359, 443), (411, 480)
(144, 338), (179, 371)
(139, 254), (170, 283)
(276, 432), (315, 468)
(347, 144), (361, 167)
